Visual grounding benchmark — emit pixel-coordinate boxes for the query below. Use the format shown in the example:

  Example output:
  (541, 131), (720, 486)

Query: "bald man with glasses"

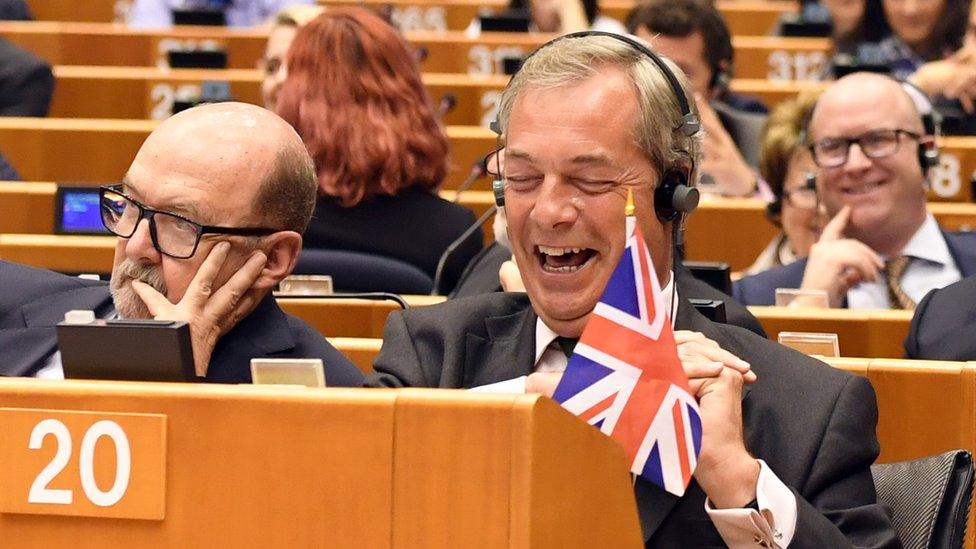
(735, 72), (976, 309)
(0, 103), (363, 386)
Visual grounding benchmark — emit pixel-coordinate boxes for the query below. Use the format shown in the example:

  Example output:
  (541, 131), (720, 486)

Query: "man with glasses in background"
(735, 72), (976, 308)
(0, 102), (363, 386)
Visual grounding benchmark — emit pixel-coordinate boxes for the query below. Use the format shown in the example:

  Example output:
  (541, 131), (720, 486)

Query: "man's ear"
(252, 231), (303, 290)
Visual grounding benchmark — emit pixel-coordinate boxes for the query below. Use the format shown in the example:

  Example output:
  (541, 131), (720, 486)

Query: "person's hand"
(499, 256), (526, 292)
(674, 330), (756, 392)
(131, 241), (268, 377)
(691, 361), (760, 508)
(799, 206), (883, 307)
(913, 57), (976, 113)
(695, 95), (757, 197)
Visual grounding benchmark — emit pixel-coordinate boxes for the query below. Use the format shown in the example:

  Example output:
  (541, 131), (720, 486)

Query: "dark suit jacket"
(364, 292), (900, 547)
(904, 275), (976, 360)
(451, 246), (767, 337)
(0, 261), (363, 386)
(0, 37), (54, 116)
(733, 230), (976, 306)
(303, 187), (483, 294)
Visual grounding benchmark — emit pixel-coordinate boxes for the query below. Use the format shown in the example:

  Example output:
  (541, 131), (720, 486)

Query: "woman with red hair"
(276, 8), (483, 293)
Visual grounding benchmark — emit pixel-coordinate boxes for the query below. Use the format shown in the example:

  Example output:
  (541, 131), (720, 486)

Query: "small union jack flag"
(552, 215), (702, 496)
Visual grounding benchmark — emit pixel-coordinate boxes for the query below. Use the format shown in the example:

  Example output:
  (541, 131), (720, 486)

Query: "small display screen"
(57, 188), (110, 235)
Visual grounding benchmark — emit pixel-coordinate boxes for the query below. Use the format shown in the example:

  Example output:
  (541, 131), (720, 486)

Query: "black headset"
(489, 30), (701, 223)
(900, 80), (941, 175)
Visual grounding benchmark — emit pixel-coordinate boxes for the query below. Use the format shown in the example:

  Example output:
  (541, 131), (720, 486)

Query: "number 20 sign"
(0, 408), (166, 520)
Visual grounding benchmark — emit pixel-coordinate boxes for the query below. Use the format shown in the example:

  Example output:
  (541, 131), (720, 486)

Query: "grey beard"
(109, 259), (168, 319)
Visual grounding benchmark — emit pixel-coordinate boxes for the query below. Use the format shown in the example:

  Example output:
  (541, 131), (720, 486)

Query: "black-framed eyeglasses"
(783, 172), (818, 210)
(99, 185), (279, 259)
(809, 128), (922, 168)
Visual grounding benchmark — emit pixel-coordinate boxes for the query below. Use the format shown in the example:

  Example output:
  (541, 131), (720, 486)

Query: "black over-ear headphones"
(899, 80), (941, 175)
(488, 30), (701, 222)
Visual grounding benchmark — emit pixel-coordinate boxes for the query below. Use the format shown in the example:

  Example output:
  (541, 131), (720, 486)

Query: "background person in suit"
(735, 73), (976, 307)
(0, 102), (362, 386)
(276, 8), (483, 294)
(626, 0), (768, 198)
(366, 33), (899, 548)
(904, 274), (976, 359)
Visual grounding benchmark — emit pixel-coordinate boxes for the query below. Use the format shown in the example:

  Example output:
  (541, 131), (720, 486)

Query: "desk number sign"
(0, 408), (166, 520)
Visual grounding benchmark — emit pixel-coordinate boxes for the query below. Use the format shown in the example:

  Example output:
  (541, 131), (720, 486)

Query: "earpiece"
(900, 80), (941, 175)
(492, 177), (505, 207)
(654, 169), (700, 222)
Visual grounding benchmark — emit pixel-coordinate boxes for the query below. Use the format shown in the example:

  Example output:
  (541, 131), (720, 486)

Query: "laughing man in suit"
(0, 103), (362, 386)
(365, 34), (899, 547)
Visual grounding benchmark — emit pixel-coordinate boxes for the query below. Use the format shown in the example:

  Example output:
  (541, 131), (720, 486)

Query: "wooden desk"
(0, 118), (496, 190)
(29, 0), (796, 37)
(49, 66), (827, 124)
(750, 306), (913, 359)
(49, 66), (511, 127)
(0, 182), (497, 244)
(0, 22), (830, 80)
(0, 234), (115, 273)
(0, 379), (642, 547)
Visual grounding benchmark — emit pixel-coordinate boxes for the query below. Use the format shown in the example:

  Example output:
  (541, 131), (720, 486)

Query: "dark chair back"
(872, 450), (974, 549)
(294, 249), (434, 295)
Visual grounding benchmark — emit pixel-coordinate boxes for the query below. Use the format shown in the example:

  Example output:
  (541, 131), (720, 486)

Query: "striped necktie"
(885, 256), (915, 310)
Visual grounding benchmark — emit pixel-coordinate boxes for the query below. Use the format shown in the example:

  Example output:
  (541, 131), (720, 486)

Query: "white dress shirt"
(471, 274), (798, 548)
(847, 214), (962, 309)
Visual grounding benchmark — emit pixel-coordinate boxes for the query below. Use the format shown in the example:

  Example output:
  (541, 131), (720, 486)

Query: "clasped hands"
(526, 330), (760, 508)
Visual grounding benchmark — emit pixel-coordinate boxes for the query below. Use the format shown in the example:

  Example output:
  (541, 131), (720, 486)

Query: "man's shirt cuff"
(704, 459), (797, 548)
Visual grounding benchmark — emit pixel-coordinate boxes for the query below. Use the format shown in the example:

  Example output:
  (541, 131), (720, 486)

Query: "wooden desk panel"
(4, 184), (974, 272)
(750, 307), (913, 359)
(5, 117), (974, 201)
(685, 198), (976, 270)
(0, 118), (496, 191)
(0, 234), (116, 273)
(50, 67), (827, 127)
(49, 66), (510, 128)
(29, 0), (795, 37)
(1, 22), (830, 80)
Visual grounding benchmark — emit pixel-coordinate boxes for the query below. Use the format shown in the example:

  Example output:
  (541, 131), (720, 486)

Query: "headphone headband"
(491, 30), (701, 138)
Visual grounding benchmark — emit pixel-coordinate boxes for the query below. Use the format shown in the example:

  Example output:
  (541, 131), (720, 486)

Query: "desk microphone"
(431, 204), (497, 295)
(452, 158), (487, 203)
(436, 93), (458, 121)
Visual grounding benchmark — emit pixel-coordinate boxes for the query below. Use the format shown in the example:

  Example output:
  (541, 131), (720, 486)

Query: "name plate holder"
(0, 408), (167, 520)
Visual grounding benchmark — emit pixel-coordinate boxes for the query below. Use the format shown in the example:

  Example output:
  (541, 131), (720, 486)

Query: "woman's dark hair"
(842, 0), (968, 60)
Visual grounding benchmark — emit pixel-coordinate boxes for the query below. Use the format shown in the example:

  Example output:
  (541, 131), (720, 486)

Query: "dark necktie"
(885, 256), (916, 310)
(556, 337), (578, 358)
